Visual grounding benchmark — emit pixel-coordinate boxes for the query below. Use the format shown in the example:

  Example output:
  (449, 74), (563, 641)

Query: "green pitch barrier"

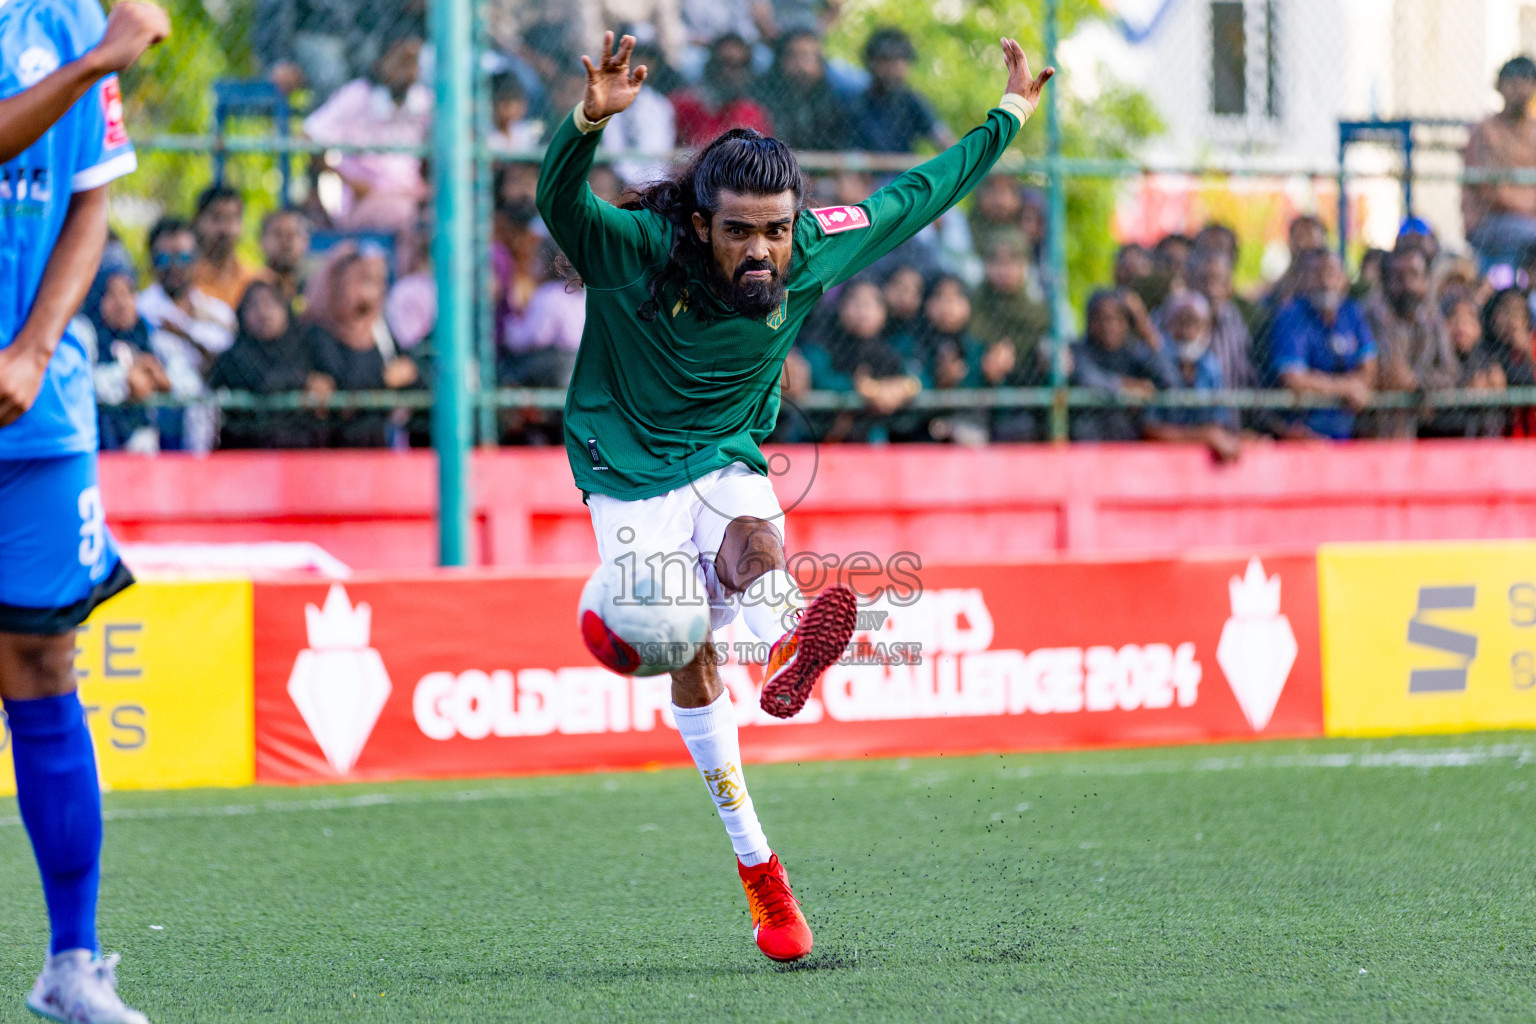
(1, 734), (1532, 1022)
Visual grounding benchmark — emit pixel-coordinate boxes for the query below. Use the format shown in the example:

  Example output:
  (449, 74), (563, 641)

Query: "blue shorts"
(0, 454), (134, 636)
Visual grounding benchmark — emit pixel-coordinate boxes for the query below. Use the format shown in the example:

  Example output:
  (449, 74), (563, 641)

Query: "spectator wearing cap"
(1269, 249), (1377, 440)
(1070, 288), (1178, 442)
(1361, 247), (1457, 437)
(1144, 292), (1243, 462)
(191, 185), (262, 311)
(755, 29), (849, 152)
(849, 28), (954, 153)
(670, 33), (774, 146)
(303, 35), (432, 232)
(1464, 56), (1536, 269)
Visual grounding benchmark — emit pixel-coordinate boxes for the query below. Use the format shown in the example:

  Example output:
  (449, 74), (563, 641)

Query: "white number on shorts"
(78, 486), (106, 569)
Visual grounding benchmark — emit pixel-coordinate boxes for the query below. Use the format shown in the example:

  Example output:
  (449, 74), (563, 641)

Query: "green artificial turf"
(2, 733), (1534, 1022)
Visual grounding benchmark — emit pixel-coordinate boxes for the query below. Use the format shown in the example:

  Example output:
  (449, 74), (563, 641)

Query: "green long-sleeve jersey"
(536, 100), (1028, 500)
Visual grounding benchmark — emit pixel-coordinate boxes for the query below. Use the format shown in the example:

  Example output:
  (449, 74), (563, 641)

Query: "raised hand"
(1000, 37), (1053, 106)
(93, 1), (172, 74)
(581, 32), (648, 123)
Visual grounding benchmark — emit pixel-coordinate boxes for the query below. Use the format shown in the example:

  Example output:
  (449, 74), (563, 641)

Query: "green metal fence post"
(1044, 0), (1072, 442)
(431, 0), (473, 565)
(472, 5), (498, 448)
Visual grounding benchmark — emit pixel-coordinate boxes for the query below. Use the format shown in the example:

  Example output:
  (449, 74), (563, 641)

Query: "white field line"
(1010, 743), (1536, 778)
(0, 786), (540, 828)
(0, 744), (1527, 828)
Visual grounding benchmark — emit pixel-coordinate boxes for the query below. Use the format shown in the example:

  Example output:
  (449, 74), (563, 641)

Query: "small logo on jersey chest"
(811, 205), (870, 234)
(17, 46), (59, 87)
(765, 298), (787, 330)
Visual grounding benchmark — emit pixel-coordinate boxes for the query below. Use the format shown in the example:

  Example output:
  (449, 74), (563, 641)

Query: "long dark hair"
(623, 127), (806, 321)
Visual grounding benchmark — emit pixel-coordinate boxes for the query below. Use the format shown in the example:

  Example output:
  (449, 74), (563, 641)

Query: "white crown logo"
(1216, 558), (1297, 733)
(830, 210), (847, 222)
(287, 585), (393, 775)
(305, 583), (373, 650)
(1228, 556), (1283, 620)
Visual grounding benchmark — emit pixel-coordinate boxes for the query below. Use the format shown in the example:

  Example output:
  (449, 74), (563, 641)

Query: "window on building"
(1211, 0), (1279, 120)
(1211, 1), (1246, 115)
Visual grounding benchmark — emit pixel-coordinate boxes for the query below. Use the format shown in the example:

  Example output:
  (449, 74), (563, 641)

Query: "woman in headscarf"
(301, 243), (419, 447)
(209, 280), (327, 448)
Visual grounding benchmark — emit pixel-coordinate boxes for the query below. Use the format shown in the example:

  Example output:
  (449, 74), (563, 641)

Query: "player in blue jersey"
(0, 2), (168, 1022)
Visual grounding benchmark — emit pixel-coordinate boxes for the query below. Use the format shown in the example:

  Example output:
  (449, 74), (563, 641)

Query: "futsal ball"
(578, 561), (709, 676)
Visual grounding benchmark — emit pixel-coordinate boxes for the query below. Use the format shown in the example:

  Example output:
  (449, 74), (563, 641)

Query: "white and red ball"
(578, 561), (709, 676)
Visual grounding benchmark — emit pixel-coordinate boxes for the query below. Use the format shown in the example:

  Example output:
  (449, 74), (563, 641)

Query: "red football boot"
(759, 583), (857, 719)
(738, 854), (813, 961)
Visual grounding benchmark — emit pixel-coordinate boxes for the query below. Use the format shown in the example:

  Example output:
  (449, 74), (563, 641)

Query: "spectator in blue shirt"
(848, 28), (954, 153)
(1269, 248), (1378, 439)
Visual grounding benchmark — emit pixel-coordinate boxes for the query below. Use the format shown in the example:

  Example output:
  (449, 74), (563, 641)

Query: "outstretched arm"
(535, 32), (665, 288)
(808, 38), (1053, 289)
(0, 1), (169, 164)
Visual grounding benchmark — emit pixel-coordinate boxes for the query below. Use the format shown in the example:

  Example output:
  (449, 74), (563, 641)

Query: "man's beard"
(1388, 291), (1422, 318)
(719, 258), (789, 320)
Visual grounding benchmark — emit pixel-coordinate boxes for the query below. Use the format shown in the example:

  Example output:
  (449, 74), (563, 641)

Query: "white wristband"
(572, 102), (612, 134)
(998, 93), (1036, 125)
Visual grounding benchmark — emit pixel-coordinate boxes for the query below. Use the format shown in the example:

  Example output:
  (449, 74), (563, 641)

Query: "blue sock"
(5, 693), (102, 955)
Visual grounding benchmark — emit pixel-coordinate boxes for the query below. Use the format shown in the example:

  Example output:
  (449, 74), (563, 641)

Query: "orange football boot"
(759, 583), (857, 719)
(738, 854), (813, 961)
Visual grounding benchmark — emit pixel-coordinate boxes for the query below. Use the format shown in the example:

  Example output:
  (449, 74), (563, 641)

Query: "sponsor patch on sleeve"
(102, 78), (129, 149)
(811, 205), (870, 234)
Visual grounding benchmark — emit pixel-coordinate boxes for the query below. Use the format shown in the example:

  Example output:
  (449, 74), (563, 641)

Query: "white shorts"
(588, 463), (784, 632)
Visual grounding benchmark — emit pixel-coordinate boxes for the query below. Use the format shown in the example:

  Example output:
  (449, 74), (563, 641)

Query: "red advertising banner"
(252, 555), (1323, 784)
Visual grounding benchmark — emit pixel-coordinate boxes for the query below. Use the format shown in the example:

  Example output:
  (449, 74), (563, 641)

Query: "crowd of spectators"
(779, 200), (1536, 458)
(77, 186), (430, 453)
(76, 7), (1536, 453)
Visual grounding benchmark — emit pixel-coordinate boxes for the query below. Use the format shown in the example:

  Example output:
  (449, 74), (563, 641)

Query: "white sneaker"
(25, 950), (149, 1024)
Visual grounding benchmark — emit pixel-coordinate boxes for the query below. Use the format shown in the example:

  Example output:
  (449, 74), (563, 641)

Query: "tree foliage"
(825, 0), (1162, 321)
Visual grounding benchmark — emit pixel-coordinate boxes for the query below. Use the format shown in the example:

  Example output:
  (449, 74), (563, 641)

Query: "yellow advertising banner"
(0, 578), (254, 794)
(1319, 541), (1536, 736)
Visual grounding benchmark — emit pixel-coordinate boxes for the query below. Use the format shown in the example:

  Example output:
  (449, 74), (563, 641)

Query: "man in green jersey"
(537, 31), (1052, 963)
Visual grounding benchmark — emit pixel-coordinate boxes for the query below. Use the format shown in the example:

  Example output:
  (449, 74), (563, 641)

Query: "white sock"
(740, 569), (804, 646)
(672, 692), (772, 865)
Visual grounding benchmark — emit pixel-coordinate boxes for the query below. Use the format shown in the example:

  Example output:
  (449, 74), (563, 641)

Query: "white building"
(1067, 0), (1536, 247)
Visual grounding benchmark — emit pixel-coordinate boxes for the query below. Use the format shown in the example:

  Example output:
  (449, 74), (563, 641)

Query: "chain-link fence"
(88, 0), (1536, 461)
